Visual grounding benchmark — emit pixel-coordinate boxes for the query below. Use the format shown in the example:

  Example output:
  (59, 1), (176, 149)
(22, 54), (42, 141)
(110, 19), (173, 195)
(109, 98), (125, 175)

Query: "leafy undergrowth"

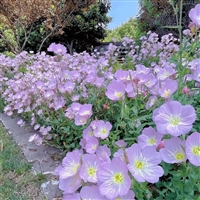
(0, 123), (47, 200)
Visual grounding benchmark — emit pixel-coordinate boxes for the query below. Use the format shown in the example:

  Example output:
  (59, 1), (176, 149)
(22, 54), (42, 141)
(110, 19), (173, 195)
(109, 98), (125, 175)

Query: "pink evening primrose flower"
(59, 173), (82, 194)
(113, 149), (127, 162)
(127, 144), (164, 183)
(82, 126), (94, 141)
(74, 115), (89, 126)
(97, 157), (132, 199)
(59, 150), (82, 179)
(158, 79), (178, 99)
(185, 132), (200, 166)
(160, 137), (186, 164)
(80, 186), (108, 200)
(79, 154), (100, 183)
(96, 144), (111, 162)
(115, 140), (127, 148)
(63, 193), (80, 200)
(28, 134), (43, 145)
(114, 190), (135, 200)
(189, 4), (200, 27)
(47, 43), (67, 55)
(93, 120), (112, 139)
(153, 101), (196, 136)
(78, 104), (93, 118)
(145, 96), (157, 110)
(85, 137), (99, 154)
(138, 126), (163, 149)
(105, 80), (126, 101)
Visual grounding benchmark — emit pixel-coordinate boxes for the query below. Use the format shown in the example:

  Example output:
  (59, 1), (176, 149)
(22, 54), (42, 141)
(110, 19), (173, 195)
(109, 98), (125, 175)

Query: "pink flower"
(79, 154), (100, 183)
(189, 4), (200, 27)
(114, 190), (135, 200)
(153, 101), (196, 136)
(114, 149), (127, 162)
(59, 173), (82, 194)
(47, 43), (67, 55)
(182, 86), (190, 94)
(80, 186), (107, 200)
(160, 137), (186, 163)
(78, 104), (93, 118)
(158, 79), (178, 99)
(59, 150), (82, 179)
(28, 134), (43, 145)
(96, 144), (111, 162)
(138, 127), (163, 149)
(115, 140), (127, 148)
(85, 137), (99, 154)
(93, 120), (112, 139)
(127, 144), (164, 183)
(186, 132), (200, 166)
(64, 81), (75, 93)
(97, 157), (132, 199)
(82, 126), (94, 141)
(74, 115), (89, 126)
(145, 96), (157, 110)
(63, 193), (80, 200)
(105, 80), (125, 101)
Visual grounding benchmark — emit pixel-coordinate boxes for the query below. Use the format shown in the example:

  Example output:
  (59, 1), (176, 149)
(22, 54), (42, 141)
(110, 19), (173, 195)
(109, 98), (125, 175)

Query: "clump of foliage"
(137, 0), (199, 37)
(103, 18), (144, 42)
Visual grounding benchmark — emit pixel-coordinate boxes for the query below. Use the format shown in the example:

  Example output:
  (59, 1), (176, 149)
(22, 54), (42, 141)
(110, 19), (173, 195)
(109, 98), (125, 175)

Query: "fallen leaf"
(29, 148), (37, 152)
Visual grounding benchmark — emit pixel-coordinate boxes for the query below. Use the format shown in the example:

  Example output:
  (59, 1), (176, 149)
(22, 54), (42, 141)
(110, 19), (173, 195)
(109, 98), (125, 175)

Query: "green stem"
(120, 98), (125, 120)
(177, 0), (183, 96)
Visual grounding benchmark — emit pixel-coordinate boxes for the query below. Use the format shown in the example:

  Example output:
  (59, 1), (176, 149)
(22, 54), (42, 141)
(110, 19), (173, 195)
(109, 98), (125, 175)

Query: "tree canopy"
(103, 18), (144, 42)
(137, 0), (199, 38)
(26, 1), (111, 54)
(0, 0), (106, 53)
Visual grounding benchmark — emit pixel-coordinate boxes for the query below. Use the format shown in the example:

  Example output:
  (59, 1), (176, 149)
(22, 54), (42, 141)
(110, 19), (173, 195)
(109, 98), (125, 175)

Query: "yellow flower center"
(175, 152), (185, 160)
(80, 119), (86, 123)
(113, 173), (124, 184)
(83, 110), (90, 115)
(146, 81), (151, 86)
(101, 128), (107, 134)
(170, 116), (180, 126)
(148, 138), (156, 145)
(92, 145), (97, 150)
(89, 131), (93, 136)
(192, 146), (200, 156)
(114, 92), (123, 98)
(135, 160), (144, 169)
(87, 167), (97, 176)
(164, 89), (171, 98)
(69, 163), (79, 174)
(163, 72), (169, 78)
(150, 99), (155, 105)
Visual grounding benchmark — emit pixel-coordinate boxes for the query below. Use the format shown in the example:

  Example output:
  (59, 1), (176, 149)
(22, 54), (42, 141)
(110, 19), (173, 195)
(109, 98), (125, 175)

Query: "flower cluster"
(55, 137), (163, 199)
(0, 3), (200, 199)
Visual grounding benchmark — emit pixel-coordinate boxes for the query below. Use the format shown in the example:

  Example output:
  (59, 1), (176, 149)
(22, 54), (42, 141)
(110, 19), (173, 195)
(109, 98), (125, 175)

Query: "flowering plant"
(0, 1), (200, 199)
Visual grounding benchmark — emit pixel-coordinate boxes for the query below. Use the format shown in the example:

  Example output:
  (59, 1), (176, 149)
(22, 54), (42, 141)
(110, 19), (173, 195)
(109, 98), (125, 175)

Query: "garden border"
(0, 113), (63, 200)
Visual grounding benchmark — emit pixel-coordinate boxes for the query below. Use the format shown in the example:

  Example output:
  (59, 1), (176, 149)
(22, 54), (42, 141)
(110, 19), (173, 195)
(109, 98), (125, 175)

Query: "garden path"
(0, 113), (63, 200)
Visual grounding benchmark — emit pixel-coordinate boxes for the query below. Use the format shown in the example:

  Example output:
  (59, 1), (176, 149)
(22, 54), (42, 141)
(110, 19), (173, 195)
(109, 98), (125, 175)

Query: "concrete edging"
(0, 113), (63, 200)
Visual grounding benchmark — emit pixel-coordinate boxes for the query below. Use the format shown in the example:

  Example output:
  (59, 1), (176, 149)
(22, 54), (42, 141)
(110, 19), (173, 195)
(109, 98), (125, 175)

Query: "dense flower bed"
(0, 4), (200, 200)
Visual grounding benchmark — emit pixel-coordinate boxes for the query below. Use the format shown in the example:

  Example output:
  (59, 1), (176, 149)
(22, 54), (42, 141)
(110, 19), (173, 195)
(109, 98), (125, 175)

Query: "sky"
(108, 0), (139, 29)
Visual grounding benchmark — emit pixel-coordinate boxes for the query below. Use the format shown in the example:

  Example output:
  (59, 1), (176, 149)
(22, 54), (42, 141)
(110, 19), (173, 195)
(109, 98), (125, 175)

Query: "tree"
(51, 1), (111, 54)
(0, 0), (96, 54)
(137, 0), (199, 38)
(103, 18), (144, 42)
